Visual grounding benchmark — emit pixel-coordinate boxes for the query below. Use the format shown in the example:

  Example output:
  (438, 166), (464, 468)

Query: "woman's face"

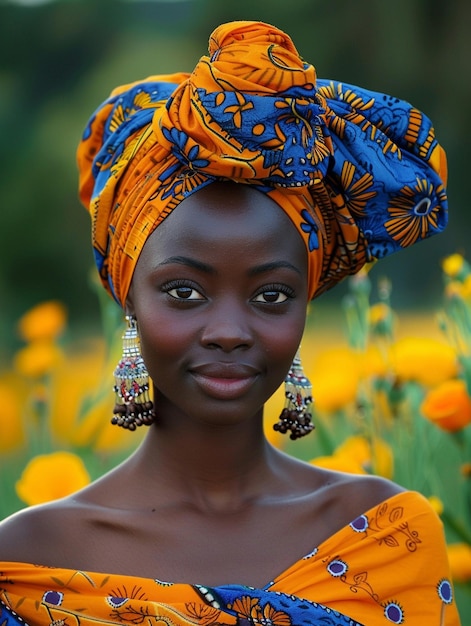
(127, 182), (309, 429)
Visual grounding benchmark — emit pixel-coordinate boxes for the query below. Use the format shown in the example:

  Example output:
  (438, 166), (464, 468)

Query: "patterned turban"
(77, 20), (448, 307)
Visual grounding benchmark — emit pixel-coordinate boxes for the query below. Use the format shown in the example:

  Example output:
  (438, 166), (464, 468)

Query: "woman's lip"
(190, 372), (258, 400)
(191, 362), (259, 378)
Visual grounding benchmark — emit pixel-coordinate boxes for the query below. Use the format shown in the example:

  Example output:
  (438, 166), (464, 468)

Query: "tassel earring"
(111, 315), (155, 430)
(273, 349), (314, 440)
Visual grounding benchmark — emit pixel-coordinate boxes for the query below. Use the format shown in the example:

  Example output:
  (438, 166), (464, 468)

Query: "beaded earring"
(111, 315), (155, 430)
(273, 349), (314, 440)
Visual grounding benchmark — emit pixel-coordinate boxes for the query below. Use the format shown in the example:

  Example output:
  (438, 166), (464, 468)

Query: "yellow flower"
(94, 410), (145, 452)
(310, 435), (392, 477)
(369, 303), (391, 324)
(369, 303), (395, 339)
(335, 435), (394, 478)
(444, 281), (465, 300)
(16, 451), (90, 506)
(442, 254), (465, 278)
(0, 373), (27, 452)
(460, 275), (471, 299)
(78, 393), (144, 453)
(263, 384), (287, 449)
(335, 435), (370, 466)
(370, 438), (394, 478)
(358, 346), (388, 379)
(310, 453), (367, 474)
(447, 543), (471, 583)
(17, 301), (67, 342)
(48, 344), (106, 445)
(420, 379), (471, 432)
(390, 337), (458, 387)
(45, 341), (145, 452)
(13, 340), (63, 378)
(428, 495), (444, 516)
(306, 347), (360, 414)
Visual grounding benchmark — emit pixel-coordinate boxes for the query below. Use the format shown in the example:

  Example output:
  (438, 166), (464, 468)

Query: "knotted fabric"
(77, 20), (448, 307)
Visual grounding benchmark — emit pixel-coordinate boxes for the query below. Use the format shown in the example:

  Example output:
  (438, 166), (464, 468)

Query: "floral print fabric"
(77, 21), (448, 306)
(0, 492), (461, 625)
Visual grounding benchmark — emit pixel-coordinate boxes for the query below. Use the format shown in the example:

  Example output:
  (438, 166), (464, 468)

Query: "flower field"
(1, 255), (471, 617)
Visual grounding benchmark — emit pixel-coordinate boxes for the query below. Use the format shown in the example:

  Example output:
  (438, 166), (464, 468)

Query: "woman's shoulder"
(284, 451), (406, 512)
(317, 469), (406, 522)
(308, 468), (443, 538)
(0, 495), (96, 565)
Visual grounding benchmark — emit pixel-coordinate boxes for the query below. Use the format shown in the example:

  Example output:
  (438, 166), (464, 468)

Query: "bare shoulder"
(332, 471), (405, 510)
(0, 497), (92, 565)
(292, 454), (406, 515)
(282, 448), (404, 505)
(312, 468), (407, 533)
(272, 450), (407, 528)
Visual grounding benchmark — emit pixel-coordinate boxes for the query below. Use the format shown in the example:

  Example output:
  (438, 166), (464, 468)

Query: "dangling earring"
(111, 315), (155, 430)
(273, 348), (314, 440)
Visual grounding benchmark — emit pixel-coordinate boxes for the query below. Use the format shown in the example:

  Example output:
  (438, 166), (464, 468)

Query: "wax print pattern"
(0, 492), (461, 625)
(77, 21), (448, 307)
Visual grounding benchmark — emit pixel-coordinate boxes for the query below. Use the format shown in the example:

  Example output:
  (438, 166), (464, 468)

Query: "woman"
(0, 21), (460, 625)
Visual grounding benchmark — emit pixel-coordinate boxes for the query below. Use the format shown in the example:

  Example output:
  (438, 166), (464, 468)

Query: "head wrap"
(77, 20), (448, 307)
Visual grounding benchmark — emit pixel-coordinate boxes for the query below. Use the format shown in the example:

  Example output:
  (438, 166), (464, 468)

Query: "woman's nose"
(200, 300), (254, 352)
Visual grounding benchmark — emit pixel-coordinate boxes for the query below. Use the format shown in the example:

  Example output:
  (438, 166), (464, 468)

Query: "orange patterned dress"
(0, 491), (461, 625)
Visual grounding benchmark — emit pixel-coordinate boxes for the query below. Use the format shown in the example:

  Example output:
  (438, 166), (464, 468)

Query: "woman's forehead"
(155, 182), (302, 241)
(138, 182), (307, 265)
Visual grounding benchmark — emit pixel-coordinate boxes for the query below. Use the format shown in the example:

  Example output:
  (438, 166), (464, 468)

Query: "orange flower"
(447, 543), (471, 583)
(16, 451), (90, 506)
(420, 379), (471, 432)
(17, 301), (67, 342)
(461, 462), (471, 477)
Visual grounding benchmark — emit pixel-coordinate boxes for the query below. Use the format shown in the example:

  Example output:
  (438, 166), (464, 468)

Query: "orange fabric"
(77, 21), (448, 307)
(0, 492), (461, 624)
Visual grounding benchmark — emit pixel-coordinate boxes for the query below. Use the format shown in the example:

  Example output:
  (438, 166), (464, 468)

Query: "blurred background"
(0, 0), (469, 353)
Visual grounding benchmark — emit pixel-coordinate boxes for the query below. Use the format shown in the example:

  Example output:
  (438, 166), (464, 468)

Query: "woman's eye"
(253, 290), (289, 304)
(167, 286), (204, 300)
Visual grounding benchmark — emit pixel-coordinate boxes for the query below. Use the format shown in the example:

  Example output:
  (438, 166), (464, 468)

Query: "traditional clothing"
(77, 21), (448, 307)
(0, 492), (461, 625)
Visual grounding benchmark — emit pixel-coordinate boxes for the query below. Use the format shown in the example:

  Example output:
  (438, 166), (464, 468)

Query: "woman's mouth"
(190, 363), (259, 400)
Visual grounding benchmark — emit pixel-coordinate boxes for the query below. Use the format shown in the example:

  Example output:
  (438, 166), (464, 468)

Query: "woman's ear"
(125, 290), (135, 317)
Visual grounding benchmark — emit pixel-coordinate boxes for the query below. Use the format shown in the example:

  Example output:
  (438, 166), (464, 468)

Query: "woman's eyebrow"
(156, 257), (301, 276)
(157, 255), (216, 274)
(248, 261), (302, 276)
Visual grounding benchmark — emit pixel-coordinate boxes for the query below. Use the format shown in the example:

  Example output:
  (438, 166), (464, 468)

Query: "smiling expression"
(127, 182), (310, 431)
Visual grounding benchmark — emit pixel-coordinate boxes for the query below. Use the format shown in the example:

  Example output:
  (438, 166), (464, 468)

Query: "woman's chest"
(71, 495), (348, 587)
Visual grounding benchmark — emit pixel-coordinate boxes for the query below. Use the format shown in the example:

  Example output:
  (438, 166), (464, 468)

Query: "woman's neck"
(122, 415), (282, 513)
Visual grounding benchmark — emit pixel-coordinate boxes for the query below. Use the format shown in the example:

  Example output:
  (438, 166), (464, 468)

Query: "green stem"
(442, 509), (471, 546)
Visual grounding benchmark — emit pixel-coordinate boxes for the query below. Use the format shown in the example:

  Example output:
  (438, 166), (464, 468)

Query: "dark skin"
(0, 183), (402, 587)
